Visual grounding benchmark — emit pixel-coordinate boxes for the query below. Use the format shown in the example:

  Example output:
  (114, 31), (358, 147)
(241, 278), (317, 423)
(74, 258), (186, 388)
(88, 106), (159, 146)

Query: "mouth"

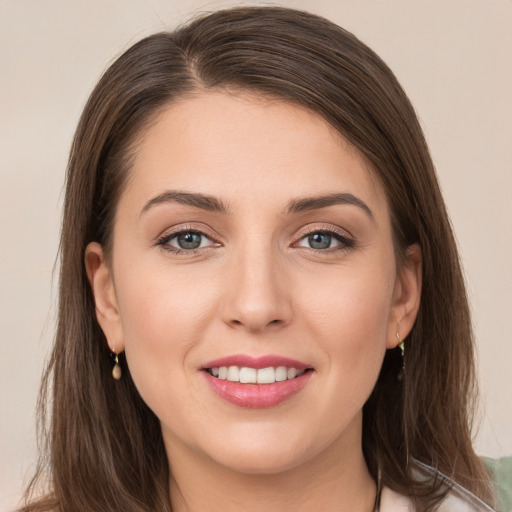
(205, 365), (310, 383)
(201, 355), (314, 408)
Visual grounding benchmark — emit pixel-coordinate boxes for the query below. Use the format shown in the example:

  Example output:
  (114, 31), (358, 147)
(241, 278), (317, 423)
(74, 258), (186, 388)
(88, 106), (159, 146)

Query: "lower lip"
(203, 371), (313, 408)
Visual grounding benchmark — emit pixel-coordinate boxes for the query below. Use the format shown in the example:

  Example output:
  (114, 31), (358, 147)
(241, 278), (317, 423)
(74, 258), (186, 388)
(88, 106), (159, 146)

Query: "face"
(87, 92), (421, 476)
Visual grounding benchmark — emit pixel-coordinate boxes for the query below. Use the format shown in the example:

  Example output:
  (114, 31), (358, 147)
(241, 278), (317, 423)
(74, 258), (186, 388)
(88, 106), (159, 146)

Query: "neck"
(165, 417), (377, 512)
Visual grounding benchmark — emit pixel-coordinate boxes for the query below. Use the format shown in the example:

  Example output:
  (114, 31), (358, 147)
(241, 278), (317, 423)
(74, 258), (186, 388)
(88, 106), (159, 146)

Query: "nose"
(221, 243), (292, 334)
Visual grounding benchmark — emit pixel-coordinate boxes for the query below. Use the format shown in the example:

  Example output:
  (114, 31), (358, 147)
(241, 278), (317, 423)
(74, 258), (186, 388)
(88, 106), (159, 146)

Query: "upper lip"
(202, 354), (311, 371)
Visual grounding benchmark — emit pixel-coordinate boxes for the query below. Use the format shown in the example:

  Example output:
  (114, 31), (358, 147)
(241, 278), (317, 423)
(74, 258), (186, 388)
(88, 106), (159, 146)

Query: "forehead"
(123, 91), (387, 217)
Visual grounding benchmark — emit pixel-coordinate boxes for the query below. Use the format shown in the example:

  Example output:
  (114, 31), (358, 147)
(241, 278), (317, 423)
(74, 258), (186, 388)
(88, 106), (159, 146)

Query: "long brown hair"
(20, 6), (493, 511)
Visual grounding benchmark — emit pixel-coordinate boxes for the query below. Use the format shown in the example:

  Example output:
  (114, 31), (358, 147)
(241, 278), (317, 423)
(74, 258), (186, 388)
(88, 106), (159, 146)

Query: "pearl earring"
(112, 353), (122, 380)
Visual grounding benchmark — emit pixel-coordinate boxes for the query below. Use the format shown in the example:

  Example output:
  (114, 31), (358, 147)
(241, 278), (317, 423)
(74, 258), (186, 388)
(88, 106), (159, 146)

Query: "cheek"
(299, 264), (394, 394)
(113, 260), (221, 405)
(117, 259), (218, 340)
(303, 268), (393, 343)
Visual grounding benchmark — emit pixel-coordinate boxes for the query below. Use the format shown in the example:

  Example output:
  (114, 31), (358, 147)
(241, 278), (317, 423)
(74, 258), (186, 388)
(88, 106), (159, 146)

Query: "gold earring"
(396, 331), (405, 382)
(112, 353), (122, 380)
(397, 331), (404, 356)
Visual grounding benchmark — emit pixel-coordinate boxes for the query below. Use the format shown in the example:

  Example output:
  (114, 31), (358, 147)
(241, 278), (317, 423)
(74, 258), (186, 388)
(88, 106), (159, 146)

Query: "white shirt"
(380, 469), (496, 512)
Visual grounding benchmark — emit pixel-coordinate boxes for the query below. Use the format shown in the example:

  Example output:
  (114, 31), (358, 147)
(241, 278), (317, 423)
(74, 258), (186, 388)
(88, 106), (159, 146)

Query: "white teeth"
(227, 366), (240, 382)
(275, 366), (287, 382)
(239, 367), (257, 383)
(211, 365), (307, 384)
(257, 367), (276, 384)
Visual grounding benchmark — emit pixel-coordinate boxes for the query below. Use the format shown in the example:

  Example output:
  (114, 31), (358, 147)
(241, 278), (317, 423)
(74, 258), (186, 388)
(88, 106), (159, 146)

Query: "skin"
(86, 92), (422, 512)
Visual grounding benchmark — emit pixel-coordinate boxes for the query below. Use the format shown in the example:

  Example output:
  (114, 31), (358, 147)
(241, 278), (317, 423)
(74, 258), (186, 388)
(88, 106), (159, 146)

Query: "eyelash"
(296, 226), (355, 253)
(155, 225), (355, 255)
(156, 225), (218, 255)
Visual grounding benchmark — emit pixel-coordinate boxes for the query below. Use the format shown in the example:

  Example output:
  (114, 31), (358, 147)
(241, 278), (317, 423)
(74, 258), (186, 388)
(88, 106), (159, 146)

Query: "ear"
(387, 243), (422, 348)
(85, 242), (125, 354)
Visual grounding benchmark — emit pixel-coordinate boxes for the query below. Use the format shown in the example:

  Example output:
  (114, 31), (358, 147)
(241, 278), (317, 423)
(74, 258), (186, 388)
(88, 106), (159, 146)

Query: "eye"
(295, 229), (354, 251)
(173, 231), (207, 250)
(157, 228), (217, 254)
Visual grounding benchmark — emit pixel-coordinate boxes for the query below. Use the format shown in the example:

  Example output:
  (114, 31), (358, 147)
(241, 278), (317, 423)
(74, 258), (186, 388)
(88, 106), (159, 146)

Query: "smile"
(207, 366), (307, 384)
(201, 355), (314, 408)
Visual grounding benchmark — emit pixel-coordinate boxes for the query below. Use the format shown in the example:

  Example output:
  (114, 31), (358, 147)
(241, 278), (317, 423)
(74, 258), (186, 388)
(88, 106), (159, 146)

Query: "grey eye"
(295, 230), (352, 251)
(157, 228), (218, 254)
(308, 233), (332, 249)
(175, 232), (204, 249)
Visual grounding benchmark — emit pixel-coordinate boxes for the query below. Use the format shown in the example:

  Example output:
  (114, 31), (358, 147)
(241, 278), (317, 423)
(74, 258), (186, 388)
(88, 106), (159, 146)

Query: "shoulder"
(435, 485), (496, 512)
(413, 460), (495, 512)
(380, 461), (496, 512)
(380, 486), (415, 511)
(380, 486), (495, 512)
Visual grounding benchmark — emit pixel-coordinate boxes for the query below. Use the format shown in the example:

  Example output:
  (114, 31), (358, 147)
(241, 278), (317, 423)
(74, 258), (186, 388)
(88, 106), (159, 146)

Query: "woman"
(20, 6), (496, 512)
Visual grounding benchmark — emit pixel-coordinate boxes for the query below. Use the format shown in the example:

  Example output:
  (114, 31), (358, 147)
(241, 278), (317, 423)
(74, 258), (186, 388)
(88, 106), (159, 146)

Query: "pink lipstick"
(203, 354), (310, 371)
(201, 354), (313, 408)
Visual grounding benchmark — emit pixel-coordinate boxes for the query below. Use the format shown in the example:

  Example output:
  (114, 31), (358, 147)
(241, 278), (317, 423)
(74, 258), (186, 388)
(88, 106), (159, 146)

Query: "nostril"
(227, 317), (286, 332)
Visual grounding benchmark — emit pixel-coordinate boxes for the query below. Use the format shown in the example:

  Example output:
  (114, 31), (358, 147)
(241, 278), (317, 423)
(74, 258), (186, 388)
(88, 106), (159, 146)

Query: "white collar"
(379, 479), (495, 512)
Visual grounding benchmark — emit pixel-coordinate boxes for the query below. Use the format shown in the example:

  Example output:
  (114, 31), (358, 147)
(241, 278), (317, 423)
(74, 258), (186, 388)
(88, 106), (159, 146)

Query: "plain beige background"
(1, 0), (511, 509)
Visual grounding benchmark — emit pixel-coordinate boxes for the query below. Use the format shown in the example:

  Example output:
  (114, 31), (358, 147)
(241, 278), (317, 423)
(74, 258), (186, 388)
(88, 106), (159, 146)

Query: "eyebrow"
(284, 193), (374, 220)
(140, 190), (374, 220)
(140, 191), (232, 216)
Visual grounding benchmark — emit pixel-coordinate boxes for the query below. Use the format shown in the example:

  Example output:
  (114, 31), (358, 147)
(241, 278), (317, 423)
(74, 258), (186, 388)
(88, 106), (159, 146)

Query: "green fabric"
(484, 456), (512, 512)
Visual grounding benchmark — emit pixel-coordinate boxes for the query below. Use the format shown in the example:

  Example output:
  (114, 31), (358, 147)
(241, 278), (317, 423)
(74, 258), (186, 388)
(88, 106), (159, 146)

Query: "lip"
(202, 354), (310, 371)
(202, 371), (313, 408)
(201, 354), (314, 408)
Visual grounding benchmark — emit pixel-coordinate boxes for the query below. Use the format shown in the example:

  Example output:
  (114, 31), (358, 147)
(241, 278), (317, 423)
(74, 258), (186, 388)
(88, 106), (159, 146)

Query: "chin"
(214, 445), (311, 476)
(197, 424), (323, 476)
